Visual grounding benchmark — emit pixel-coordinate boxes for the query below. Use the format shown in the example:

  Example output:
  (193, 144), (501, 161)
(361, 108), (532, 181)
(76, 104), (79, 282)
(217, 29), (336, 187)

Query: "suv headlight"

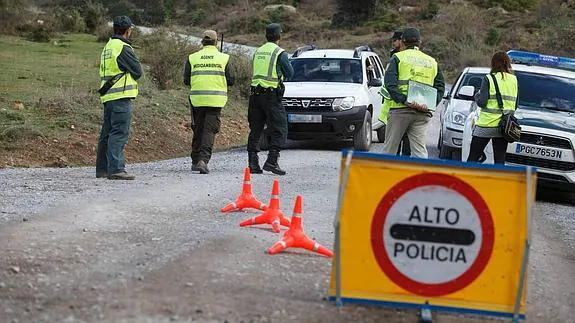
(448, 111), (467, 126)
(332, 97), (355, 111)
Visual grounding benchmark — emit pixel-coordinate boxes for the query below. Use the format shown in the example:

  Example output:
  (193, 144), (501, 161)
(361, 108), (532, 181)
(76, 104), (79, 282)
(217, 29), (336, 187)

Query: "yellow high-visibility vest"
(477, 72), (518, 128)
(251, 42), (284, 88)
(387, 48), (438, 109)
(99, 38), (139, 103)
(188, 45), (230, 107)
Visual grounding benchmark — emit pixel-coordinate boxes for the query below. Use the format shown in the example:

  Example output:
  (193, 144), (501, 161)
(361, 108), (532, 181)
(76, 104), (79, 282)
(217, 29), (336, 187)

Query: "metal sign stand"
(420, 301), (433, 322)
(512, 166), (534, 323)
(334, 150), (354, 308)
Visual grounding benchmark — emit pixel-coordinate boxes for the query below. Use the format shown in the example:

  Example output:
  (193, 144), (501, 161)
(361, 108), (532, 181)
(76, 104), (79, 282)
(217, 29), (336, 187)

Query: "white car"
(278, 45), (386, 151)
(461, 50), (575, 192)
(438, 68), (487, 160)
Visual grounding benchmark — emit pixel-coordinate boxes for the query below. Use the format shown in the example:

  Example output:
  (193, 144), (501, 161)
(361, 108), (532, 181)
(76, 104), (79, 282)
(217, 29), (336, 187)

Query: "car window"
(373, 56), (385, 75)
(453, 73), (485, 100)
(286, 58), (362, 83)
(516, 71), (575, 113)
(368, 56), (383, 79)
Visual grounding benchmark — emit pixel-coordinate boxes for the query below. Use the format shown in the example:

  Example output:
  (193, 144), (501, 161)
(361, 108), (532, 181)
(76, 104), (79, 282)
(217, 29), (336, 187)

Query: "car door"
(367, 55), (384, 126)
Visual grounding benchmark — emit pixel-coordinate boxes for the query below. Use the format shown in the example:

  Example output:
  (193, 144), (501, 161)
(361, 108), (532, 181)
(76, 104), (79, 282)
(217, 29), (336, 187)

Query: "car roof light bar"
(291, 44), (319, 58)
(353, 45), (372, 58)
(507, 50), (575, 72)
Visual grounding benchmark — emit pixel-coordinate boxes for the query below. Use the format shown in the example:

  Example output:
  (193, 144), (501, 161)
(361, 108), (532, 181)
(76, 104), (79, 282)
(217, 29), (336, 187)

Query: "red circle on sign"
(371, 173), (494, 297)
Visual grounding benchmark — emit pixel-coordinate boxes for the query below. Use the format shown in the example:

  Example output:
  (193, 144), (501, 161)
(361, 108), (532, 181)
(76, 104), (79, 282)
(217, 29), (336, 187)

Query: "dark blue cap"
(113, 16), (135, 29)
(391, 30), (403, 40)
(266, 23), (282, 36)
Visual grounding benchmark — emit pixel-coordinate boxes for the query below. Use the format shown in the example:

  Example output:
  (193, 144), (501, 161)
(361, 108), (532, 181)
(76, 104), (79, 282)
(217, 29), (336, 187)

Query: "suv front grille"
(282, 98), (334, 111)
(506, 154), (575, 171)
(519, 133), (573, 150)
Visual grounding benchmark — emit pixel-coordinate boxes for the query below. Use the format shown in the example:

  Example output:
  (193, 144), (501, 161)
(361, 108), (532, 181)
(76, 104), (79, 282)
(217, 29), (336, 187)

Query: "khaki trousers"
(382, 109), (431, 158)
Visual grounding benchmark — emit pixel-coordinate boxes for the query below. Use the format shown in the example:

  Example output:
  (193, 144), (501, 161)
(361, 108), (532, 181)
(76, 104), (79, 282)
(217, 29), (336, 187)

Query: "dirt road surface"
(1, 115), (574, 323)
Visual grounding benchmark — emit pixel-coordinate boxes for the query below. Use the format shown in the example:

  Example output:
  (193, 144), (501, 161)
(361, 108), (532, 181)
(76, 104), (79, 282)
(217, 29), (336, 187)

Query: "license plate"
(288, 114), (322, 123)
(515, 143), (563, 160)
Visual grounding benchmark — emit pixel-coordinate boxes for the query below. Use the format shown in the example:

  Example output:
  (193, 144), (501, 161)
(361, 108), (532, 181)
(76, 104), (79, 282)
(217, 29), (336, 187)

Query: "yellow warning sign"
(329, 151), (536, 320)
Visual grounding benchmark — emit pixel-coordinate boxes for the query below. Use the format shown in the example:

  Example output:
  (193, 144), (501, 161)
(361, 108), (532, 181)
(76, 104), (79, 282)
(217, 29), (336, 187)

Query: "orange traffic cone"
(239, 179), (290, 233)
(267, 195), (333, 257)
(221, 167), (267, 213)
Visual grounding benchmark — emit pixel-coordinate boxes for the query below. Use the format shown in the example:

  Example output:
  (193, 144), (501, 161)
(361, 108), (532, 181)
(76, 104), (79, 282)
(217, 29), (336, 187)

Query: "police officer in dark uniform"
(247, 23), (294, 175)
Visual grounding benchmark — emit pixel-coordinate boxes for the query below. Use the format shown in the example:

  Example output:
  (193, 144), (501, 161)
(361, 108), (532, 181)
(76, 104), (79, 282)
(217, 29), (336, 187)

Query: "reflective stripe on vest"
(477, 72), (518, 128)
(251, 42), (284, 88)
(188, 46), (230, 108)
(99, 38), (139, 103)
(387, 48), (438, 109)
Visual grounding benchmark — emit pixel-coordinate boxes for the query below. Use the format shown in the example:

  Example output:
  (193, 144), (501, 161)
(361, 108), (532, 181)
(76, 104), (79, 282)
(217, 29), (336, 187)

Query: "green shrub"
(55, 8), (86, 33)
(81, 0), (108, 33)
(365, 7), (403, 32)
(0, 125), (44, 141)
(420, 0), (440, 20)
(94, 23), (112, 42)
(228, 51), (252, 99)
(332, 0), (376, 27)
(137, 29), (201, 90)
(27, 23), (55, 43)
(485, 27), (502, 46)
(0, 0), (27, 35)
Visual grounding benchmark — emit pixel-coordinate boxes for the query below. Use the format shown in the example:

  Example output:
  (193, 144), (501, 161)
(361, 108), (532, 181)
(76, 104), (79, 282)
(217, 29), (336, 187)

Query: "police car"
(277, 45), (385, 151)
(461, 50), (575, 192)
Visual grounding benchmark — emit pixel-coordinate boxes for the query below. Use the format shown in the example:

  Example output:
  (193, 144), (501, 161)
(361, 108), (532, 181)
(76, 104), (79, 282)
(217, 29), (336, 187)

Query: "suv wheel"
(353, 111), (372, 151)
(376, 124), (386, 143)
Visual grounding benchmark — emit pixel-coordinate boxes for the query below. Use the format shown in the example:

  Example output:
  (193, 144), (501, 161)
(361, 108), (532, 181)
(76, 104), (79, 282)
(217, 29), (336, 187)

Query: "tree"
(331, 0), (377, 27)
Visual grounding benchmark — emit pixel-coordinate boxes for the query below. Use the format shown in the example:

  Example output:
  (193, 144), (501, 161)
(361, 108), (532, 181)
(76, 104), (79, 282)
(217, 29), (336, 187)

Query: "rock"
(13, 101), (24, 110)
(399, 6), (420, 13)
(185, 282), (194, 287)
(22, 217), (29, 222)
(0, 282), (6, 288)
(70, 125), (75, 130)
(82, 228), (88, 232)
(263, 4), (297, 14)
(9, 266), (20, 274)
(487, 6), (509, 15)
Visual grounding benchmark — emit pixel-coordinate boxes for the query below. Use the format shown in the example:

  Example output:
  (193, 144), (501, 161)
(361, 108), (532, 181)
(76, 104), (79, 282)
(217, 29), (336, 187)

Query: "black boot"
(263, 151), (286, 175)
(248, 152), (263, 174)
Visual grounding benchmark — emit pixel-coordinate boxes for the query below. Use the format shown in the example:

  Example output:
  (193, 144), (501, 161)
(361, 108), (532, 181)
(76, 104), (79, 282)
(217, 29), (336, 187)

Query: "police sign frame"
(329, 150), (536, 321)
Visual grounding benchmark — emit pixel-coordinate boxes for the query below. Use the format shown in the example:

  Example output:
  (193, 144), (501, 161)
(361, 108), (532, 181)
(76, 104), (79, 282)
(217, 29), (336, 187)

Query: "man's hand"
(406, 102), (429, 112)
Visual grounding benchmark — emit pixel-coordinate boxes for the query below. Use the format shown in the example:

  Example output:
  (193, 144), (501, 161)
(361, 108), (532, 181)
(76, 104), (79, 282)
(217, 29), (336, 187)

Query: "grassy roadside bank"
(0, 33), (249, 168)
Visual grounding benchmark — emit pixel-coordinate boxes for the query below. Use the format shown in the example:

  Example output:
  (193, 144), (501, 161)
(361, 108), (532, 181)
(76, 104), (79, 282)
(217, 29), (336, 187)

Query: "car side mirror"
(368, 78), (382, 87)
(458, 85), (475, 100)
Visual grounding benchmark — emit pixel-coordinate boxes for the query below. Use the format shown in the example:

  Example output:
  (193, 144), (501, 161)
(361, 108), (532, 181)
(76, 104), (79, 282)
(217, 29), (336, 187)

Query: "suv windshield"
(516, 71), (575, 113)
(453, 73), (485, 100)
(286, 58), (362, 83)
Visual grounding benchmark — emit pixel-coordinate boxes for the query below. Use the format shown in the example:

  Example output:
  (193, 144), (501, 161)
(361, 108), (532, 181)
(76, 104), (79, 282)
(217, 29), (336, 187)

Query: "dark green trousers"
(190, 106), (221, 164)
(247, 89), (287, 152)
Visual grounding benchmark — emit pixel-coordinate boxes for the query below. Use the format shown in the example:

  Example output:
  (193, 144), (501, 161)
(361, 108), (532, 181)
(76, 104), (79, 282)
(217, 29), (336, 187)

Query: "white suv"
(461, 50), (575, 192)
(280, 45), (385, 151)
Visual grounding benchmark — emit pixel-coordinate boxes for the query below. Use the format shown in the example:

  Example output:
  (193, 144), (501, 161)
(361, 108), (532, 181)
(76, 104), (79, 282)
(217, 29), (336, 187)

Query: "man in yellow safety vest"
(382, 27), (445, 158)
(96, 15), (143, 180)
(247, 23), (294, 176)
(184, 30), (234, 174)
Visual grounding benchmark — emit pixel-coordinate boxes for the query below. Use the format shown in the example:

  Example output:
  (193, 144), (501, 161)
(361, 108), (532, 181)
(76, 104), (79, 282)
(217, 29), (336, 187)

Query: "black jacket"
(111, 35), (143, 80)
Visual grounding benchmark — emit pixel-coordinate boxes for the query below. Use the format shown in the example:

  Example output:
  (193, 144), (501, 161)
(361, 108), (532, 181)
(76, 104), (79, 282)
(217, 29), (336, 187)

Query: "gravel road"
(0, 114), (574, 323)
